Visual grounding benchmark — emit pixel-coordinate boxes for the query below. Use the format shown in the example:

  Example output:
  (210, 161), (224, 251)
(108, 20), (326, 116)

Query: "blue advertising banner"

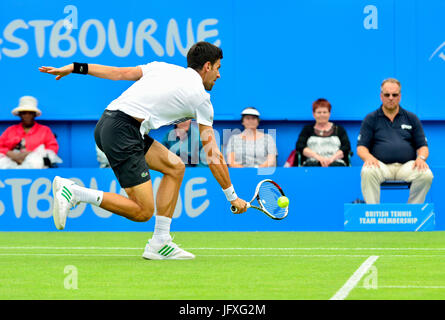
(0, 167), (360, 232)
(0, 168), (299, 232)
(0, 167), (442, 232)
(344, 203), (435, 231)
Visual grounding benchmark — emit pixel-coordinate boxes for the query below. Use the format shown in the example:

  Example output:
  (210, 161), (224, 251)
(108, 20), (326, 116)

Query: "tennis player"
(39, 41), (247, 260)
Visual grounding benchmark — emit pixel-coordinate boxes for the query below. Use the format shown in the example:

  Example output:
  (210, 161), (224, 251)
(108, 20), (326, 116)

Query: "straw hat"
(12, 96), (42, 117)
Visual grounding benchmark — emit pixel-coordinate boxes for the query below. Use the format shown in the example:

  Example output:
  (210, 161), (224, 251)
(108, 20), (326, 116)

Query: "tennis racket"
(231, 179), (288, 220)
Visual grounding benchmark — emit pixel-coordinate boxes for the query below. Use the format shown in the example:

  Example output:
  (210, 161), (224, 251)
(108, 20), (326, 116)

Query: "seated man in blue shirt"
(357, 78), (433, 204)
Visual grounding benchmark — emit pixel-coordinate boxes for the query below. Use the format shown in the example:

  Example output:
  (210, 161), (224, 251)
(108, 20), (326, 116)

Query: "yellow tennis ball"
(277, 196), (289, 208)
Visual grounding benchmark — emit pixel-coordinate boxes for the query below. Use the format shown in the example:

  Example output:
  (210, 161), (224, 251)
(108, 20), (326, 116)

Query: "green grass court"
(1, 231), (445, 300)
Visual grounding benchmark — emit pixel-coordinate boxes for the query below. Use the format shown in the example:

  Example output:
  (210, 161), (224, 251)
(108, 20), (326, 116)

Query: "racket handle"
(230, 203), (250, 213)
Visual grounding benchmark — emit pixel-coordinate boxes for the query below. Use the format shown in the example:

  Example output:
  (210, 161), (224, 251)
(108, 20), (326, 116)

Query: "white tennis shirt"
(106, 62), (214, 136)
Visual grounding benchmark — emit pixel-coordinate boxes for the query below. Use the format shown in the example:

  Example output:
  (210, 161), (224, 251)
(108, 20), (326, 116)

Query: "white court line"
(0, 246), (144, 250)
(1, 246), (445, 251)
(330, 256), (379, 300)
(0, 253), (370, 258)
(0, 253), (138, 257)
(358, 285), (445, 289)
(0, 253), (444, 258)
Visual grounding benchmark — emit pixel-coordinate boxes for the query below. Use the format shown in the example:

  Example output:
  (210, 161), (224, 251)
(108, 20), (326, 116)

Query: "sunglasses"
(18, 111), (36, 115)
(382, 93), (400, 98)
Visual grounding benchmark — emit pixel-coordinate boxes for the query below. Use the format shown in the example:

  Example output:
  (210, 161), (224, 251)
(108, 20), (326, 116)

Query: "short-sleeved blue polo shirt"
(357, 106), (428, 164)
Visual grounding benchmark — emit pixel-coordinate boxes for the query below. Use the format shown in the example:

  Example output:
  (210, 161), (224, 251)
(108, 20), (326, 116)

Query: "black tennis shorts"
(94, 110), (154, 188)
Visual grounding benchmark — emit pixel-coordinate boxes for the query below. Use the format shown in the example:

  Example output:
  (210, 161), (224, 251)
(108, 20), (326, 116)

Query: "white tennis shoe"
(52, 176), (79, 230)
(142, 239), (195, 260)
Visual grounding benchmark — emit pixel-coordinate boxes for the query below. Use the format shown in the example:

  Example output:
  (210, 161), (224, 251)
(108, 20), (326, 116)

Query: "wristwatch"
(418, 155), (427, 161)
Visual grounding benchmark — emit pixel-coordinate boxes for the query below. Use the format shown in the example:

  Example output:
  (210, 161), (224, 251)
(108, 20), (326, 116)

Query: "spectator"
(357, 78), (433, 204)
(96, 144), (110, 168)
(292, 98), (351, 167)
(0, 96), (61, 169)
(161, 120), (206, 167)
(226, 107), (277, 168)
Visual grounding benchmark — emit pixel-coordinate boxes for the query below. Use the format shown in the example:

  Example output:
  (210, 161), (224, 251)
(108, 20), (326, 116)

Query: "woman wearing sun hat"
(226, 106), (277, 168)
(0, 96), (60, 169)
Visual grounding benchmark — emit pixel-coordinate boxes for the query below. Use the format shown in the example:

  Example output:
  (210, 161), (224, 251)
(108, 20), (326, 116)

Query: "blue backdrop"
(0, 1), (443, 233)
(1, 0), (445, 121)
(0, 167), (443, 232)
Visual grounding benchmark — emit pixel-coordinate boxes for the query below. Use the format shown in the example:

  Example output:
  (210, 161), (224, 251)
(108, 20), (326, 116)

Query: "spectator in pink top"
(0, 96), (61, 169)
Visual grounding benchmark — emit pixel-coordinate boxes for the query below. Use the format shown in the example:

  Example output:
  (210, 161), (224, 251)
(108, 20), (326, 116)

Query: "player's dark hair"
(187, 42), (223, 71)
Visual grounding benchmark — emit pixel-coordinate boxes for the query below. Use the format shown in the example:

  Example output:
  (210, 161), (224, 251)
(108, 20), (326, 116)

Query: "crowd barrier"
(0, 167), (443, 231)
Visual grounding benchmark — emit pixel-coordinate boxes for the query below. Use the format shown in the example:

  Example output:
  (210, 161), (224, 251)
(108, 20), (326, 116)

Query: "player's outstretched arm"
(39, 65), (73, 80)
(199, 124), (247, 214)
(39, 63), (142, 81)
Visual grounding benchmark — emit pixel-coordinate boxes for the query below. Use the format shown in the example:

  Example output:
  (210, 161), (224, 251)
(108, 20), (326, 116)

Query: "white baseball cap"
(241, 107), (260, 117)
(12, 96), (42, 117)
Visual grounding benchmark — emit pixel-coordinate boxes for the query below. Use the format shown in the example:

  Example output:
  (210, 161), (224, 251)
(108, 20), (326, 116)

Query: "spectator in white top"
(226, 107), (277, 168)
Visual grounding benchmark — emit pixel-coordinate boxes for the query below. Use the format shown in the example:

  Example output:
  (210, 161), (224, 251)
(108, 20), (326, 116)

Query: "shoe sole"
(142, 252), (164, 260)
(142, 251), (195, 260)
(52, 176), (65, 230)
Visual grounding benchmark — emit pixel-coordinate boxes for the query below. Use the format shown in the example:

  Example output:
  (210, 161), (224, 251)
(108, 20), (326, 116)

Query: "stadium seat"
(297, 151), (353, 167)
(380, 180), (411, 190)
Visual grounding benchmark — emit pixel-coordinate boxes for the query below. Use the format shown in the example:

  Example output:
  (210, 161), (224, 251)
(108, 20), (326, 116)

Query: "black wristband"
(73, 62), (88, 75)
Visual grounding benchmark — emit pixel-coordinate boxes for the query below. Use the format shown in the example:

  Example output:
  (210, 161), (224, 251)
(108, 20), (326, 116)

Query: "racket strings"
(257, 182), (288, 219)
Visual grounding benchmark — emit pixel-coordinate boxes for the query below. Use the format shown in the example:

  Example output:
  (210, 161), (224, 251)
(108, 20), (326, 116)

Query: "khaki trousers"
(361, 160), (434, 204)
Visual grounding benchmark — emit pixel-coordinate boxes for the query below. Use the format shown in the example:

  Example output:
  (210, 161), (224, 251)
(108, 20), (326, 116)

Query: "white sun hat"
(12, 96), (42, 117)
(241, 106), (260, 117)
